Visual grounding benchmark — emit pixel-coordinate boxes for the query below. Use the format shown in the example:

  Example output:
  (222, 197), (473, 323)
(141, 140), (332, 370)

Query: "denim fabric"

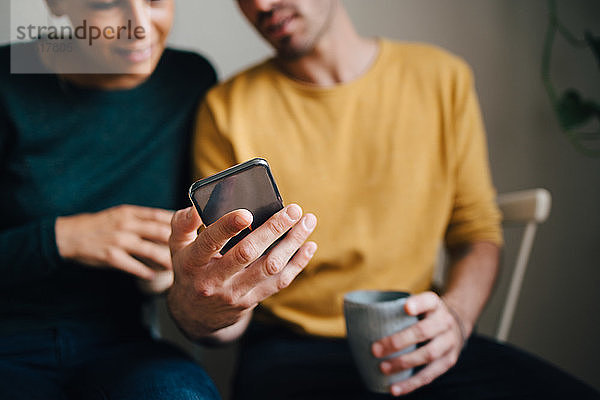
(0, 324), (220, 400)
(233, 322), (599, 400)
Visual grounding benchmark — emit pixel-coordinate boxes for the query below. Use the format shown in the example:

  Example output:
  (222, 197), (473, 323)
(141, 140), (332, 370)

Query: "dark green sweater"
(0, 44), (216, 334)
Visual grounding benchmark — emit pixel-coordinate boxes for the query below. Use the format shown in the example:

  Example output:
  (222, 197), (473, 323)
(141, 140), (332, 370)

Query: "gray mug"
(343, 290), (418, 393)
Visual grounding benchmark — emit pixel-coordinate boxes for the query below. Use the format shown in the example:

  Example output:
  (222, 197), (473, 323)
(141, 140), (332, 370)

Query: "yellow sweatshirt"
(193, 40), (502, 338)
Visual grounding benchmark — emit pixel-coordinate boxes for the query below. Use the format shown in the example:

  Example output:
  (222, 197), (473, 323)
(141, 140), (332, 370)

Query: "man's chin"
(273, 36), (316, 61)
(276, 45), (310, 61)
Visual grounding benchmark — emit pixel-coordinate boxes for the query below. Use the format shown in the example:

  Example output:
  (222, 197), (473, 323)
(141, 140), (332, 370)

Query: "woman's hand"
(55, 205), (174, 280)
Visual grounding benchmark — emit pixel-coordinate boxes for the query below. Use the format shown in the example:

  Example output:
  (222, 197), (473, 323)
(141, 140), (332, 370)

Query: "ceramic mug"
(344, 290), (418, 393)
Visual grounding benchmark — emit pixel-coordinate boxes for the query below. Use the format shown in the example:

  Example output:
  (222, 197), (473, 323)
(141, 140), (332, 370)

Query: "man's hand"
(371, 291), (470, 397)
(55, 205), (174, 280)
(167, 204), (317, 342)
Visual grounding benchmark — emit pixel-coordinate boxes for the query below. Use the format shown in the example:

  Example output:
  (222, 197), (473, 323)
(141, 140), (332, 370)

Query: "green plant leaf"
(584, 31), (600, 68)
(556, 89), (599, 130)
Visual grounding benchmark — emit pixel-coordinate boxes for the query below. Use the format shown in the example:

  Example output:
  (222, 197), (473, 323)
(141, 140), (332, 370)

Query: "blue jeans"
(0, 323), (220, 400)
(233, 321), (600, 400)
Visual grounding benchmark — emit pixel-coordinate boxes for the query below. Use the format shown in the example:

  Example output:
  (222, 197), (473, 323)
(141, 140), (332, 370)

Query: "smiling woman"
(19, 0), (175, 86)
(1, 0), (221, 399)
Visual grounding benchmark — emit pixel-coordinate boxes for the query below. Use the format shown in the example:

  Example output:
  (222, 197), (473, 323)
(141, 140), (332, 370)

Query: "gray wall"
(3, 0), (599, 395)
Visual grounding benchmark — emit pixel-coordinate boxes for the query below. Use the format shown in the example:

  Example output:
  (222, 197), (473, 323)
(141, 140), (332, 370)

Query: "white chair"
(433, 188), (551, 342)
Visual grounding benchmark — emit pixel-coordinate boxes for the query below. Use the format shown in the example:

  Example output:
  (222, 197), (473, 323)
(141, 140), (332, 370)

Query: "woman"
(0, 0), (218, 398)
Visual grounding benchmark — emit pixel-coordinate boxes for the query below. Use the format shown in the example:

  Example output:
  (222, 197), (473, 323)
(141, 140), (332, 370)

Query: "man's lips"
(263, 14), (297, 40)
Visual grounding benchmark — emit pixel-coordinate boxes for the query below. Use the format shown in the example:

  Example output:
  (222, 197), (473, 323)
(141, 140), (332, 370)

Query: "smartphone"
(189, 158), (284, 255)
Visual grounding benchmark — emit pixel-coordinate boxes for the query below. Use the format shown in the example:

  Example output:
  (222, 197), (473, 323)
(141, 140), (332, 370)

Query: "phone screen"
(190, 159), (284, 254)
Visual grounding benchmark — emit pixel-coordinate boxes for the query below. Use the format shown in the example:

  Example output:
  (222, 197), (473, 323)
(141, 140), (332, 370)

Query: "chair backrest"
(495, 188), (551, 341)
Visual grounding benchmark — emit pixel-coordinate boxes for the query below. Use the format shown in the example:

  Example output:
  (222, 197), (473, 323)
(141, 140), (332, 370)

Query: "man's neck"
(275, 10), (379, 87)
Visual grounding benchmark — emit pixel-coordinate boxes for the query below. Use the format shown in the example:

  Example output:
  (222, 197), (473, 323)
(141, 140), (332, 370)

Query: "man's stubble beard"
(275, 36), (313, 61)
(273, 0), (338, 61)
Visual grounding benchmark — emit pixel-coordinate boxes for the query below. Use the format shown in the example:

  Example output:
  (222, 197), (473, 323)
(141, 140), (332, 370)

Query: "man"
(1, 0), (219, 398)
(168, 1), (600, 399)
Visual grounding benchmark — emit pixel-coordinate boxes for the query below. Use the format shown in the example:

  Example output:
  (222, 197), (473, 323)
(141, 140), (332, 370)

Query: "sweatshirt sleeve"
(0, 98), (63, 288)
(444, 64), (503, 248)
(0, 217), (63, 288)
